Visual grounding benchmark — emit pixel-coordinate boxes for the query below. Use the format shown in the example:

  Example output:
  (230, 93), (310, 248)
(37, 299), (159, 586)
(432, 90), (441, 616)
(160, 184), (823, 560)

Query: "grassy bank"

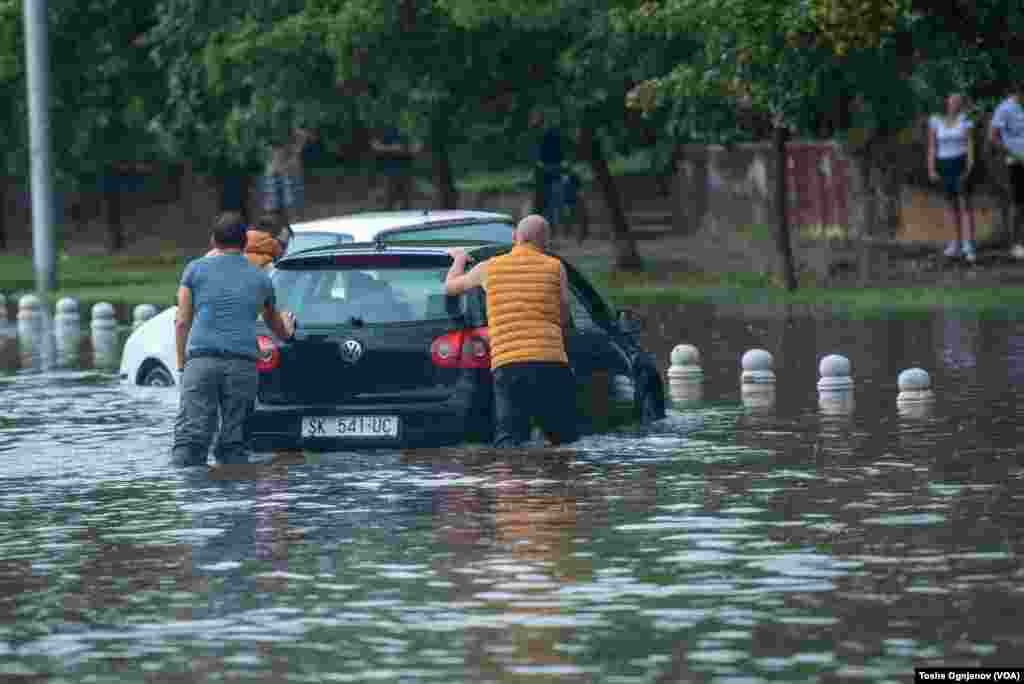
(4, 252), (1024, 321)
(0, 254), (183, 314)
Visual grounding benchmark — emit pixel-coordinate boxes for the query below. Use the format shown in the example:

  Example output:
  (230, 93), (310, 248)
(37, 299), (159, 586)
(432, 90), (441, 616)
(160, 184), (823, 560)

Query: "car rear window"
(286, 231), (354, 255)
(380, 221), (513, 245)
(272, 260), (462, 325)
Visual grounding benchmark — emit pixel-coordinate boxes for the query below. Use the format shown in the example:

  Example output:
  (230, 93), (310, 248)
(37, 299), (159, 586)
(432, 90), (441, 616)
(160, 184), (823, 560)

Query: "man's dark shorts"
(492, 361), (579, 448)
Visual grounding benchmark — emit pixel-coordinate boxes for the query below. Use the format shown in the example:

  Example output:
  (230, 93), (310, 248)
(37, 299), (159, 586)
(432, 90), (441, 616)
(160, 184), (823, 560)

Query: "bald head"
(515, 214), (550, 249)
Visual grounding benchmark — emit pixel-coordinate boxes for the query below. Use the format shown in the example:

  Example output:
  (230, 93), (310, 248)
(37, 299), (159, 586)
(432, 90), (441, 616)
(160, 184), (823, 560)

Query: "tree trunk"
(579, 124), (642, 271)
(239, 173), (251, 224)
(180, 160), (198, 232)
(773, 126), (798, 291)
(0, 177), (7, 250)
(853, 131), (900, 285)
(103, 171), (124, 253)
(431, 116), (457, 210)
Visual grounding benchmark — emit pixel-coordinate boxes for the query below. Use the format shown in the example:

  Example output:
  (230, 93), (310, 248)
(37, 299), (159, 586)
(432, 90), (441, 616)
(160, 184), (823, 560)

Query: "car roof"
(275, 243), (515, 270)
(289, 210), (514, 242)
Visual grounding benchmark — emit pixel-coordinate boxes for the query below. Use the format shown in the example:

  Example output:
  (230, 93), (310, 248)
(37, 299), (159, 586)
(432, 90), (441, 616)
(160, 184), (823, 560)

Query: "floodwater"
(1, 303), (1023, 683)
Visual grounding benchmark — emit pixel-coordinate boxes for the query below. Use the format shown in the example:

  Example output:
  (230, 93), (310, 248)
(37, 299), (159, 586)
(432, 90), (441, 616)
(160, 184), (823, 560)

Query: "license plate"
(301, 415), (399, 439)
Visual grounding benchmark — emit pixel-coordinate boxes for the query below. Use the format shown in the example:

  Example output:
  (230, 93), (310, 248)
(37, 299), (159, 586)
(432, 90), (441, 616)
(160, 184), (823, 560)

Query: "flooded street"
(2, 303), (1024, 682)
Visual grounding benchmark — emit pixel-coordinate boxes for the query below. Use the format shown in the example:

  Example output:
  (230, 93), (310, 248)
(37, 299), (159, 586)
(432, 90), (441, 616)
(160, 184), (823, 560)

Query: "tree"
(316, 0), (558, 211)
(0, 0), (166, 253)
(439, 0), (693, 271)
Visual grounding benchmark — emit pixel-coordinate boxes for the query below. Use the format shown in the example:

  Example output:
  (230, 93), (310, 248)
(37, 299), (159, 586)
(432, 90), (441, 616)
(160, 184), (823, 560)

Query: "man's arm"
(175, 286), (194, 372)
(926, 121), (938, 180)
(445, 249), (487, 295)
(990, 108), (1004, 148)
(263, 301), (296, 341)
(559, 263), (571, 332)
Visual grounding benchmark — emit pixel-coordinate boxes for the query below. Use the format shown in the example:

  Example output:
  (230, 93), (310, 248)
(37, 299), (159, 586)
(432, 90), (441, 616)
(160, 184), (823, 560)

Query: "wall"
(674, 140), (1003, 245)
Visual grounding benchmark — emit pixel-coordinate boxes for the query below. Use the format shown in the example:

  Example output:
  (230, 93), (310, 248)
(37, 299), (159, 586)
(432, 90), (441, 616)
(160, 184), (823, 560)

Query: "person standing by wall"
(927, 93), (976, 262)
(262, 127), (315, 224)
(989, 84), (1024, 260)
(444, 214), (578, 448)
(372, 125), (421, 210)
(172, 212), (296, 466)
(531, 111), (565, 230)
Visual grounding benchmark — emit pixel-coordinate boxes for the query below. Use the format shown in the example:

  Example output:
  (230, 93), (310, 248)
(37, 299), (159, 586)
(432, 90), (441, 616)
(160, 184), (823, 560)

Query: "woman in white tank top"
(927, 93), (976, 261)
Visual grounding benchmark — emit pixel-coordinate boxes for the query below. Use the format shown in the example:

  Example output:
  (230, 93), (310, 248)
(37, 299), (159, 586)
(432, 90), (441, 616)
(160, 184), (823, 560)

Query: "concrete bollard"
(133, 303), (158, 329)
(818, 354), (854, 415)
(669, 377), (703, 407)
(90, 302), (117, 332)
(17, 293), (42, 323)
(54, 297), (82, 364)
(667, 344), (703, 407)
(55, 297), (80, 327)
(741, 349), (775, 387)
(897, 368), (933, 403)
(668, 344), (703, 381)
(817, 354), (852, 391)
(897, 368), (934, 419)
(91, 327), (118, 370)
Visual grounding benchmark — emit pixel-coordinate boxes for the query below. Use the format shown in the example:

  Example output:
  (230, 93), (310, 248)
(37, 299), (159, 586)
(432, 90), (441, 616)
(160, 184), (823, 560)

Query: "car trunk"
(258, 253), (476, 405)
(262, 321), (465, 404)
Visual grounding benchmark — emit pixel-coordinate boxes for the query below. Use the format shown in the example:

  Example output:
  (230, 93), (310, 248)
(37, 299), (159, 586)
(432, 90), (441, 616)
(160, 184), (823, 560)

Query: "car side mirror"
(618, 309), (644, 334)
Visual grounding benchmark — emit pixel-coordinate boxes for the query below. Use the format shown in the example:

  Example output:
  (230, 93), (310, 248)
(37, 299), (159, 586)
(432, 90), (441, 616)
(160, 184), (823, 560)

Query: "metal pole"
(23, 0), (57, 294)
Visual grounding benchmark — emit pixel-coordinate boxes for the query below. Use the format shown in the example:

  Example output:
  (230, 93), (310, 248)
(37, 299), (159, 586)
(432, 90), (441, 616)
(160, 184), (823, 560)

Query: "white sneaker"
(943, 240), (960, 258)
(1012, 244), (1024, 260)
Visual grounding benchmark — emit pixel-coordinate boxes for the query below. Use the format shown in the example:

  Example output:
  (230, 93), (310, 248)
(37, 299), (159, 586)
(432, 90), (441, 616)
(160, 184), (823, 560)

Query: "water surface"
(1, 304), (1023, 682)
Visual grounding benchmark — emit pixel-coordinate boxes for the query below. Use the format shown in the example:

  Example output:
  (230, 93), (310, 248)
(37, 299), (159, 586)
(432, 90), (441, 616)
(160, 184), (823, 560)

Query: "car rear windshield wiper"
(349, 316), (364, 327)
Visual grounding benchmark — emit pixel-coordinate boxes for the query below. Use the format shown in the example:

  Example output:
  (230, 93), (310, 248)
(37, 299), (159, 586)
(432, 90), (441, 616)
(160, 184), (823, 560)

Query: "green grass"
(4, 245), (1024, 321)
(0, 254), (183, 311)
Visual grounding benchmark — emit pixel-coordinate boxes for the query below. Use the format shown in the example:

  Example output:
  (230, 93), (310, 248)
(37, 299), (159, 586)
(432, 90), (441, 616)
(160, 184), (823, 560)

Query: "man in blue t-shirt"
(172, 213), (296, 466)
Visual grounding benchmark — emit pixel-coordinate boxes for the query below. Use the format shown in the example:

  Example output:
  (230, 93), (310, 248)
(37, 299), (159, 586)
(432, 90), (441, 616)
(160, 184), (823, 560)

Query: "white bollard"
(741, 349), (775, 387)
(90, 302), (117, 332)
(667, 344), (703, 381)
(817, 354), (852, 391)
(897, 368), (934, 419)
(818, 353), (853, 415)
(667, 344), (702, 407)
(742, 385), (776, 411)
(133, 303), (158, 329)
(17, 293), (42, 323)
(55, 297), (80, 327)
(91, 327), (118, 370)
(897, 368), (934, 403)
(669, 377), (702, 407)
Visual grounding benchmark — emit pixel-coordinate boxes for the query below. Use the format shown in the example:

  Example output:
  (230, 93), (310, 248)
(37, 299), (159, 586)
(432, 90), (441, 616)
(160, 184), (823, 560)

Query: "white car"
(120, 209), (514, 386)
(285, 209), (513, 255)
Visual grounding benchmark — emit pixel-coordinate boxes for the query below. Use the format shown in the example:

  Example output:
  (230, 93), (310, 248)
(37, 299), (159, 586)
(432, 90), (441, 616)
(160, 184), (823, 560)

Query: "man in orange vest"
(445, 214), (579, 447)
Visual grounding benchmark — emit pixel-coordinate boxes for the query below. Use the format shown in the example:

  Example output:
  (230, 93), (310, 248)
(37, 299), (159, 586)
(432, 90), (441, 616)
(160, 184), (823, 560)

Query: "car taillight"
(257, 335), (280, 372)
(431, 327), (490, 369)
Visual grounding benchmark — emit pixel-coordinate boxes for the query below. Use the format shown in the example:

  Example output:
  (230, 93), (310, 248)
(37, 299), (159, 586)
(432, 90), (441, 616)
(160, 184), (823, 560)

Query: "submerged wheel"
(141, 364), (174, 387)
(636, 375), (665, 424)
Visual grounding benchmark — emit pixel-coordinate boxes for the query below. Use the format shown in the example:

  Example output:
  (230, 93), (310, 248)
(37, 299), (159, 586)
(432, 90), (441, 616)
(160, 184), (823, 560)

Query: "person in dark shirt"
(173, 213), (296, 466)
(372, 126), (421, 210)
(532, 111), (566, 229)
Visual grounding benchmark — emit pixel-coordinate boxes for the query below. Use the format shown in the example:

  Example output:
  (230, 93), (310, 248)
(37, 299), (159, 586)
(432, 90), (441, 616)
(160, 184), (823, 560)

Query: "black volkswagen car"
(246, 234), (666, 449)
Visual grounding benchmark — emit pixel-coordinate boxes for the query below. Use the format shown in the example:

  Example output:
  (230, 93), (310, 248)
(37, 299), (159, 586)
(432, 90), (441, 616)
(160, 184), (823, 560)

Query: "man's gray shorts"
(172, 356), (258, 466)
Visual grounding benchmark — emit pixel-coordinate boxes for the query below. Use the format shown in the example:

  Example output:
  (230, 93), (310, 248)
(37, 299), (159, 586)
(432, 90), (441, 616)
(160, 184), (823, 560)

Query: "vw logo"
(340, 339), (364, 364)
